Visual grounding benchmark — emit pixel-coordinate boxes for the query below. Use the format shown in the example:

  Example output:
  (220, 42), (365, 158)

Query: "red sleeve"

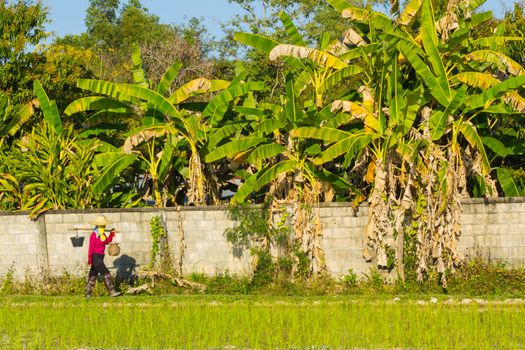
(87, 232), (96, 265)
(106, 231), (116, 244)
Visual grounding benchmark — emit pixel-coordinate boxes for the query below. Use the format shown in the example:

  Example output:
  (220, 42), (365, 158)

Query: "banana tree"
(206, 70), (358, 275)
(67, 48), (262, 207)
(235, 11), (363, 109)
(318, 0), (525, 285)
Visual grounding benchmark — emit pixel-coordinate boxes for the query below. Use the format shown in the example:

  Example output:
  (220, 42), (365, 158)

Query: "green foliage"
(149, 215), (170, 270)
(342, 268), (358, 287)
(447, 258), (525, 296)
(0, 265), (15, 295)
(225, 201), (289, 258)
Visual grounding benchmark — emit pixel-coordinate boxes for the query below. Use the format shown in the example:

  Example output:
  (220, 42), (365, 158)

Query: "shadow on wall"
(113, 254), (137, 288)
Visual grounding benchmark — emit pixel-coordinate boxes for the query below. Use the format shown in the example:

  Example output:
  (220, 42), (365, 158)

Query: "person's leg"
(93, 254), (121, 297)
(85, 264), (97, 298)
(102, 273), (121, 297)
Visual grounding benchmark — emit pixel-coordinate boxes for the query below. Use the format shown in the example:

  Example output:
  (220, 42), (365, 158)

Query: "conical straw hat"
(90, 215), (112, 226)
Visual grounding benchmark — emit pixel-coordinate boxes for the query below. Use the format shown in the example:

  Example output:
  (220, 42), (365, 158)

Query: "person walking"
(85, 215), (121, 297)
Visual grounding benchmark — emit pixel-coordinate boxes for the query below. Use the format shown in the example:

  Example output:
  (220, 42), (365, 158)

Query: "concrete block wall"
(459, 198), (525, 267)
(0, 197), (524, 280)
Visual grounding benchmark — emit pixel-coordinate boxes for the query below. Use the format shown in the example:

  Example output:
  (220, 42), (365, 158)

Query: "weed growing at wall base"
(3, 258), (525, 297)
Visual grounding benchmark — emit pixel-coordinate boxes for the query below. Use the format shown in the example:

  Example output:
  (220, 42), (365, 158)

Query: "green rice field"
(1, 295), (524, 349)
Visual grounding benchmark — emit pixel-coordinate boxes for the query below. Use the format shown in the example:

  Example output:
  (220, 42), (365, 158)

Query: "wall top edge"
(1, 196), (524, 218)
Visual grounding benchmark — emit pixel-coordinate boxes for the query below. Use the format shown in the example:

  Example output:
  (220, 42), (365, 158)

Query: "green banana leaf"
(234, 32), (279, 53)
(398, 0), (422, 25)
(155, 61), (182, 96)
(170, 78), (231, 104)
(207, 124), (242, 150)
(76, 79), (134, 103)
(64, 97), (132, 116)
(34, 80), (63, 135)
(253, 160), (299, 194)
(398, 42), (450, 107)
(496, 167), (523, 197)
(203, 82), (264, 123)
(290, 126), (350, 142)
(92, 153), (138, 194)
(246, 143), (287, 165)
(458, 121), (490, 174)
(466, 50), (525, 76)
(315, 132), (376, 165)
(453, 72), (499, 90)
(252, 119), (287, 136)
(158, 136), (177, 181)
(279, 11), (306, 46)
(481, 136), (511, 157)
(326, 0), (356, 11)
(465, 75), (525, 111)
(131, 43), (148, 88)
(421, 0), (451, 102)
(205, 137), (267, 163)
(318, 65), (363, 94)
(430, 86), (466, 140)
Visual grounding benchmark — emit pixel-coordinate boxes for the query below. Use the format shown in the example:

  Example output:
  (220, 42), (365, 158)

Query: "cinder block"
(120, 211), (145, 222)
(16, 234), (36, 245)
(203, 210), (227, 221)
(180, 210), (205, 221)
(45, 215), (64, 224)
(319, 207), (331, 218)
(61, 214), (83, 224)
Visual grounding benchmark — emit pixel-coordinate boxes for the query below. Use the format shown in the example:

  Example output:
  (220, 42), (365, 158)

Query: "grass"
(1, 295), (525, 349)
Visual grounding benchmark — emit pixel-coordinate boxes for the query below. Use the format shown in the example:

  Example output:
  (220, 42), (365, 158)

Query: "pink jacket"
(87, 231), (115, 265)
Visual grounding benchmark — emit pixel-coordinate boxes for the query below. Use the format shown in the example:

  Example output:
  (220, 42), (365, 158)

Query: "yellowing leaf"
(331, 100), (379, 132)
(269, 44), (347, 69)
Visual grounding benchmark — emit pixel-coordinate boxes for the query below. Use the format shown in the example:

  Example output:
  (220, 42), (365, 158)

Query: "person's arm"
(87, 232), (96, 265)
(106, 230), (116, 244)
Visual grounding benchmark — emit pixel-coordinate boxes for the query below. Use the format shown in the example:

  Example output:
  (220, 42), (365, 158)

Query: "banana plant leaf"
(155, 61), (182, 96)
(207, 124), (242, 150)
(131, 43), (148, 88)
(466, 50), (525, 76)
(481, 136), (511, 157)
(399, 42), (450, 107)
(326, 0), (356, 11)
(64, 97), (132, 116)
(92, 153), (138, 195)
(398, 0), (422, 25)
(315, 132), (377, 165)
(465, 75), (525, 111)
(458, 120), (490, 173)
(34, 80), (62, 135)
(202, 82), (264, 124)
(420, 0), (451, 102)
(246, 143), (287, 168)
(430, 86), (466, 140)
(77, 79), (134, 103)
(496, 167), (523, 197)
(318, 65), (363, 94)
(291, 126), (350, 142)
(205, 137), (267, 163)
(269, 44), (347, 69)
(279, 11), (305, 46)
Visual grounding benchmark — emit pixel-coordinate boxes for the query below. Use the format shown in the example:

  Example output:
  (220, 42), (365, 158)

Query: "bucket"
(70, 236), (85, 247)
(108, 243), (120, 256)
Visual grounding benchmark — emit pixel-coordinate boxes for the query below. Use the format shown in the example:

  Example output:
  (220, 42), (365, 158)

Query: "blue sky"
(44, 0), (247, 40)
(43, 0), (512, 41)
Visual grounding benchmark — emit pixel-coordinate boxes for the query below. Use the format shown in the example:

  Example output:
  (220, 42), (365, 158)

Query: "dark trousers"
(89, 253), (110, 277)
